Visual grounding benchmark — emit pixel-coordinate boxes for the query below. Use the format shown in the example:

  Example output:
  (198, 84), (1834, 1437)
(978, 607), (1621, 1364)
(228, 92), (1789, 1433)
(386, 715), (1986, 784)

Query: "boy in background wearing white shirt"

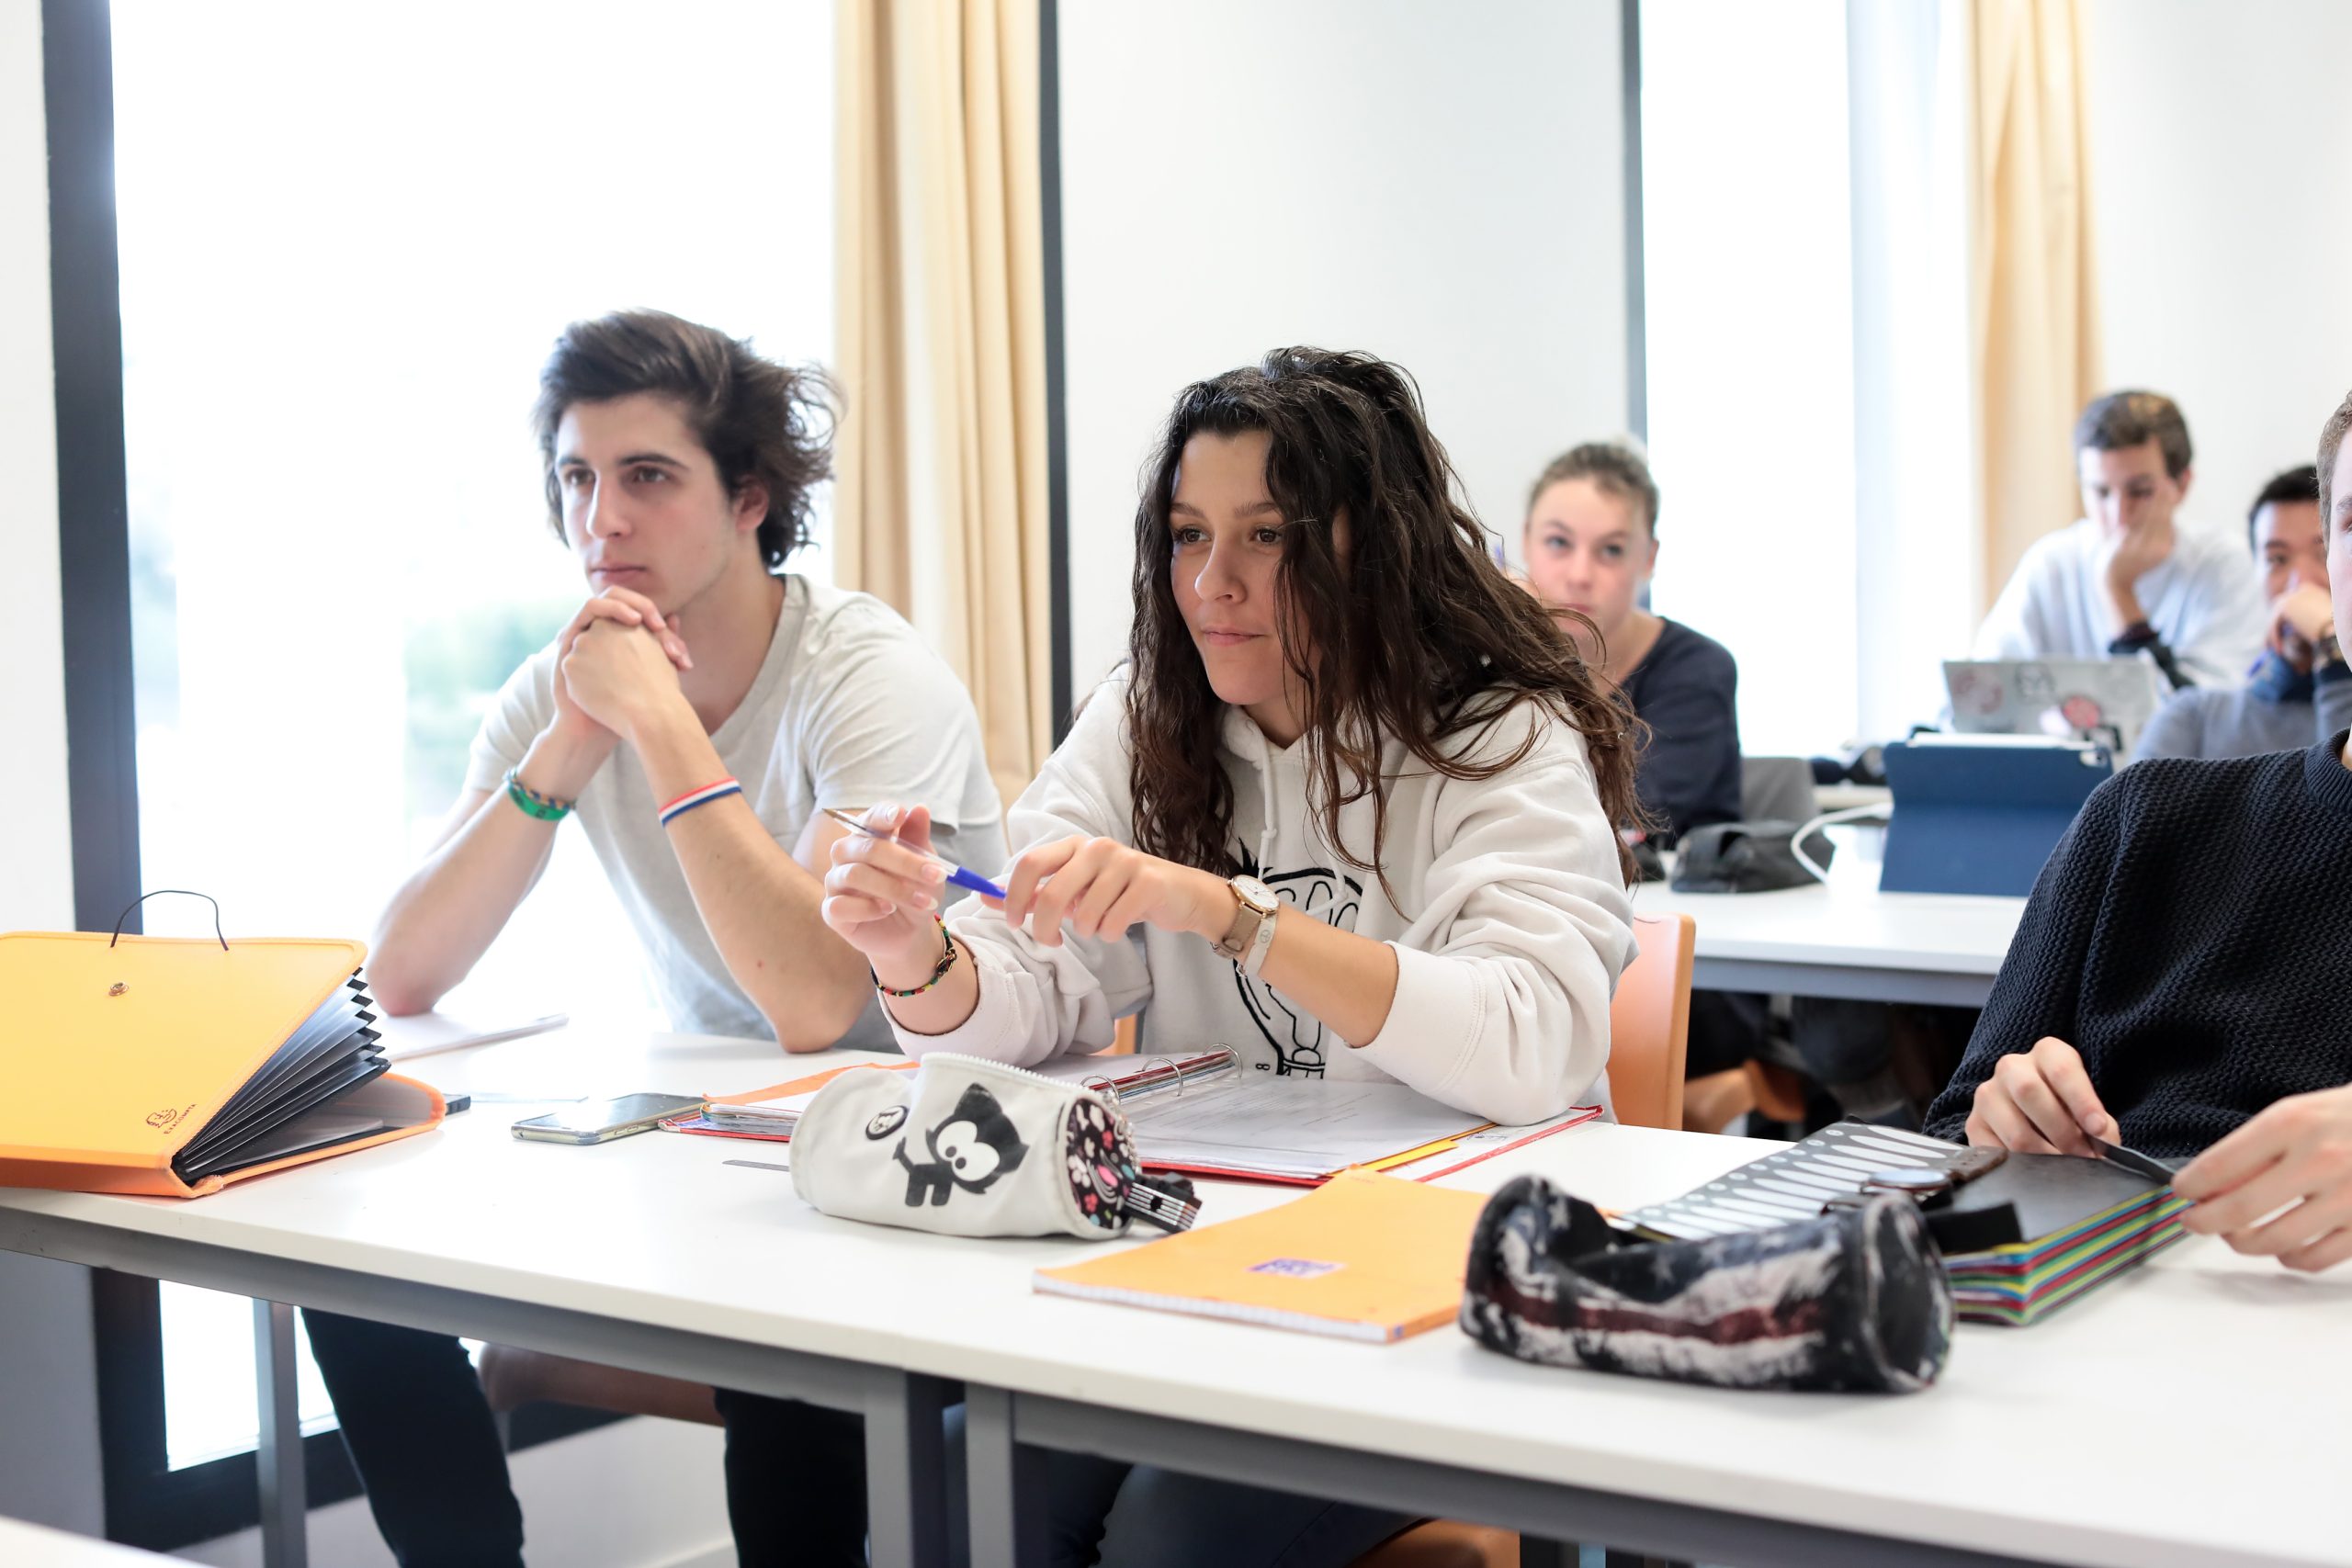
(1973, 389), (2266, 689)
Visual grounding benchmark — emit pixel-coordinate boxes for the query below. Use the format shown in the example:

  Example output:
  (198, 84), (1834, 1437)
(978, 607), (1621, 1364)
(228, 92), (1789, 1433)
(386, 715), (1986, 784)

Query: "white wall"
(1057, 0), (1630, 697)
(2084, 0), (2352, 539)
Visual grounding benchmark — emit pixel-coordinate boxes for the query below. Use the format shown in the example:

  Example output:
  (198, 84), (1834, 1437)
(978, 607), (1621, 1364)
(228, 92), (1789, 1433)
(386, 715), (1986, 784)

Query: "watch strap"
(1215, 878), (1278, 964)
(1239, 903), (1279, 977)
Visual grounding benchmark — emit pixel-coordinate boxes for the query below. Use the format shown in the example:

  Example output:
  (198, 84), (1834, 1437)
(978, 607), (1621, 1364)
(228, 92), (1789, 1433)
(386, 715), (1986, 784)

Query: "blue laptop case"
(1879, 741), (2113, 897)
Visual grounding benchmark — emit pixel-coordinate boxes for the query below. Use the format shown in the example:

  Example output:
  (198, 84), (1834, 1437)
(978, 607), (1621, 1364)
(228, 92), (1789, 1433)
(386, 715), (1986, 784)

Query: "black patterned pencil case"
(1460, 1174), (1952, 1393)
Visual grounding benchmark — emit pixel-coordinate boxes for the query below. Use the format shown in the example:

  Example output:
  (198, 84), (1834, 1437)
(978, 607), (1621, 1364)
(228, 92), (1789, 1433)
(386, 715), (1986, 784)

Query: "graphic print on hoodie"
(1230, 848), (1363, 1077)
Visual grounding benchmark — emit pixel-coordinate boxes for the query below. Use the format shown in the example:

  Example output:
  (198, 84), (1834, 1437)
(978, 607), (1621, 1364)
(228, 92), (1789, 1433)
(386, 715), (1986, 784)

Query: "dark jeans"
(1683, 989), (1770, 1077)
(713, 1389), (1412, 1568)
(302, 1310), (525, 1568)
(306, 1315), (1405, 1568)
(710, 1388), (867, 1567)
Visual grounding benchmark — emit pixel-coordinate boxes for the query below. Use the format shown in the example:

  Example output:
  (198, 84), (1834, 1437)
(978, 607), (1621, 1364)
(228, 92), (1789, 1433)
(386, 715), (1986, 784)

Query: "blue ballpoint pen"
(820, 807), (1009, 901)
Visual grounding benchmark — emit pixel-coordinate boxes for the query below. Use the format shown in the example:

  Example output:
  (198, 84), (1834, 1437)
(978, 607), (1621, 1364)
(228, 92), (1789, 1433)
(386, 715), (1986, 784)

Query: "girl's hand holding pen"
(822, 804), (989, 976)
(821, 805), (1229, 964)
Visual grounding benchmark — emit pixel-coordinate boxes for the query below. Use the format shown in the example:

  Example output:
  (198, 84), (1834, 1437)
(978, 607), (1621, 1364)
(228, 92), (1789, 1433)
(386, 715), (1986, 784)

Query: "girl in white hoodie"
(813, 347), (1643, 1568)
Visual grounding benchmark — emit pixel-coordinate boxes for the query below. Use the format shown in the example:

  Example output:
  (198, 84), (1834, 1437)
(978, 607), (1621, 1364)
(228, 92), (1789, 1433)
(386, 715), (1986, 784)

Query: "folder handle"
(110, 889), (229, 951)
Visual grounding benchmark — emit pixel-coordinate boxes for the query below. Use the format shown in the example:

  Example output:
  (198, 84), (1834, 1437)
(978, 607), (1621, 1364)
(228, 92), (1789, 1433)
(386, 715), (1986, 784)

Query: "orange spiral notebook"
(1033, 1169), (1489, 1342)
(0, 931), (444, 1198)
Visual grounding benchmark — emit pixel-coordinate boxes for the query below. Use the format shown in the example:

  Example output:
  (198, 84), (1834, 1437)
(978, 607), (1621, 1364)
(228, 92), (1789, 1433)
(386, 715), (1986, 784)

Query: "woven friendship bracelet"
(658, 777), (743, 828)
(504, 768), (574, 822)
(874, 918), (959, 998)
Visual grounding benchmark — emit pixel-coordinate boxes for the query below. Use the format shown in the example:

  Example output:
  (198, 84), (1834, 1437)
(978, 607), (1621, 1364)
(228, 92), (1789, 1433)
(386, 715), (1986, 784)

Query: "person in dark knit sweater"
(1928, 389), (2352, 1274)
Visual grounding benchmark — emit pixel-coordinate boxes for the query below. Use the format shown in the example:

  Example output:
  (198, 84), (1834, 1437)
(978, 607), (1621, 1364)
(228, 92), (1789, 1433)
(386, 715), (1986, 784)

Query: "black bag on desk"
(1669, 819), (1832, 893)
(1460, 1175), (1952, 1393)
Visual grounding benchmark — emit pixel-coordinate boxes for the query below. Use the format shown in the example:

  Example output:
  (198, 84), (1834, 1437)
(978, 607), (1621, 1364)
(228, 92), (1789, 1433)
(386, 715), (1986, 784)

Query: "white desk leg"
(252, 1299), (307, 1568)
(865, 1371), (954, 1568)
(963, 1384), (1046, 1568)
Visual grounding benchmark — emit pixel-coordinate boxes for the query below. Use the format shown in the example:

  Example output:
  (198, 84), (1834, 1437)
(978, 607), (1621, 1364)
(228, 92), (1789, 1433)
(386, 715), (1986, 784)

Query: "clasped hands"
(1965, 1037), (2352, 1274)
(551, 586), (695, 747)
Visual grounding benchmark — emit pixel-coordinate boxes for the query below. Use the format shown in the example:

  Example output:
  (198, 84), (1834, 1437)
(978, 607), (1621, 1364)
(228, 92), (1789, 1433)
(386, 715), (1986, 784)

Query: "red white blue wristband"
(658, 777), (742, 828)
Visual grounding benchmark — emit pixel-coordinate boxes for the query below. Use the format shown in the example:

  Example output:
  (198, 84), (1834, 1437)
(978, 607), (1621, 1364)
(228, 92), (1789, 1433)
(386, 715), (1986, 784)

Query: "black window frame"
(44, 1), (616, 1550)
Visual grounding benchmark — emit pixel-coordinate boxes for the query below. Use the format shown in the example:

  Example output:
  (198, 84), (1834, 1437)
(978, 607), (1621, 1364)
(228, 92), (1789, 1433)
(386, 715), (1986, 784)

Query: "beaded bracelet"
(505, 768), (573, 822)
(659, 777), (743, 828)
(874, 918), (959, 998)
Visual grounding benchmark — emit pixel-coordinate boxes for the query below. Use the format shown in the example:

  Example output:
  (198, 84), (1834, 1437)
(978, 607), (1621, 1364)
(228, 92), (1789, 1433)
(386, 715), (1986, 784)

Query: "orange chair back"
(1606, 912), (1695, 1130)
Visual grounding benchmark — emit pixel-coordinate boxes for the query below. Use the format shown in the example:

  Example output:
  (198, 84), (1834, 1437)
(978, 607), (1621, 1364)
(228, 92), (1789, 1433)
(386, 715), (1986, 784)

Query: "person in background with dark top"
(1519, 442), (1967, 1124)
(1521, 441), (1762, 1081)
(2138, 465), (2352, 759)
(1520, 440), (1741, 842)
(1925, 389), (2352, 1276)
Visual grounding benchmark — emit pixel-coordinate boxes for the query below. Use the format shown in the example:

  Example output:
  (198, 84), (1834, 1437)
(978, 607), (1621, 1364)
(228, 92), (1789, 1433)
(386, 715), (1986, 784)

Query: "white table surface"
(1628, 875), (2027, 1006)
(0, 1517), (173, 1563)
(1628, 878), (2024, 976)
(3, 1026), (2345, 1568)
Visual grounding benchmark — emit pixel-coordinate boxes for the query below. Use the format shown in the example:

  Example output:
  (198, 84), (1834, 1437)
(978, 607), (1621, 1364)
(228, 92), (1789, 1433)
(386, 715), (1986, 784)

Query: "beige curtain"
(1970, 0), (2102, 612)
(834, 0), (1054, 809)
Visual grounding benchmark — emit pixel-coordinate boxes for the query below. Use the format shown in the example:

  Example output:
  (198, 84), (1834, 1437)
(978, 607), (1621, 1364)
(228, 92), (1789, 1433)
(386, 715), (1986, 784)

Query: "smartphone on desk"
(512, 1093), (703, 1145)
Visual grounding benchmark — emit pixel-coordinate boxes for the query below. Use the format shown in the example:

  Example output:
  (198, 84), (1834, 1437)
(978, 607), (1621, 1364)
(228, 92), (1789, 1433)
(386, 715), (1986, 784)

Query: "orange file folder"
(1033, 1169), (1489, 1342)
(0, 931), (444, 1199)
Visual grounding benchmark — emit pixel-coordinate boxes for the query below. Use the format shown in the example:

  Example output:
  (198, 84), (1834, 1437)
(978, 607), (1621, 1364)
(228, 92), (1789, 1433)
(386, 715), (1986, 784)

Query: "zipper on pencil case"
(1123, 1173), (1201, 1233)
(917, 1051), (1122, 1109)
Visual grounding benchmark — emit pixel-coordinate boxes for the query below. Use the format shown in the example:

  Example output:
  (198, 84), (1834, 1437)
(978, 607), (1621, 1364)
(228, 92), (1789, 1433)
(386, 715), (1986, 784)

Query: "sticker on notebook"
(1250, 1258), (1342, 1279)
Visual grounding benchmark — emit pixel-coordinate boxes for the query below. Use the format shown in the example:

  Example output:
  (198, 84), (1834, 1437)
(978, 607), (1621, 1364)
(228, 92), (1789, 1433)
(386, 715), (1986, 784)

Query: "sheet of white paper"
(706, 1050), (1237, 1128)
(375, 1010), (569, 1062)
(1121, 1077), (1490, 1176)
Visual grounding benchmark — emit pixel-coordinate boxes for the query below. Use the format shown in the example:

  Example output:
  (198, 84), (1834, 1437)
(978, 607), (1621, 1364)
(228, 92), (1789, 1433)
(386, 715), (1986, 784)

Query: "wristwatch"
(2317, 626), (2345, 671)
(1211, 874), (1281, 977)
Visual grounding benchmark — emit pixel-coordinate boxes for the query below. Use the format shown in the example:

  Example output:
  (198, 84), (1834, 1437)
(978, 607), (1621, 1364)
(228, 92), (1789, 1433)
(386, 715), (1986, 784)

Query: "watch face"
(1232, 875), (1278, 915)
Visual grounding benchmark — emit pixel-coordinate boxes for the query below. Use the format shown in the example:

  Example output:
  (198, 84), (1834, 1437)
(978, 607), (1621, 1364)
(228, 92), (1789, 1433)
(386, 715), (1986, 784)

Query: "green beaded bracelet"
(505, 767), (573, 822)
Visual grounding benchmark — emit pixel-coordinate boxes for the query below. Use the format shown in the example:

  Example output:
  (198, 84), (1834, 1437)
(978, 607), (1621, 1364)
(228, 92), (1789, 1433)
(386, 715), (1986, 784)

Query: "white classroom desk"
(1628, 873), (2026, 1008)
(2, 1027), (2347, 1568)
(0, 1517), (175, 1564)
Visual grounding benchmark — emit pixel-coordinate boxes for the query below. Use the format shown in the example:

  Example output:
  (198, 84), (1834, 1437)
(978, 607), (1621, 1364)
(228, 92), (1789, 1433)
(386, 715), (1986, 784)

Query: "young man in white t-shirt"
(306, 310), (1005, 1567)
(1973, 389), (2267, 689)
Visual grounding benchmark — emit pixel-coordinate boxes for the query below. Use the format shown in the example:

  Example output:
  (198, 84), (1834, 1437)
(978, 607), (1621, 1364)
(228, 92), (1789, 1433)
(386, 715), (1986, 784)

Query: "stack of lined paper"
(1621, 1122), (2189, 1326)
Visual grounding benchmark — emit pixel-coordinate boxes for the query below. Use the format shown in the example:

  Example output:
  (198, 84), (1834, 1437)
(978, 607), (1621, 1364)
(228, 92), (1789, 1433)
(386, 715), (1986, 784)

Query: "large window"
(1640, 0), (1975, 755)
(98, 0), (833, 1540)
(1639, 0), (1859, 758)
